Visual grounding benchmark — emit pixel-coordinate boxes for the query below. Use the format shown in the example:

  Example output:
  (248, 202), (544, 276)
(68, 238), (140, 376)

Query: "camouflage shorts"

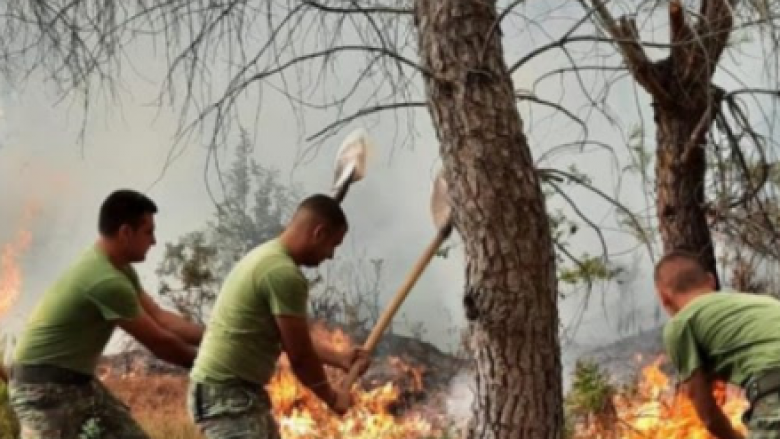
(187, 380), (280, 439)
(9, 379), (149, 439)
(746, 393), (780, 438)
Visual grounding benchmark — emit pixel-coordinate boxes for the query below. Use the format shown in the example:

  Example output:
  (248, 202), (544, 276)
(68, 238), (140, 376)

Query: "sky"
(0, 1), (777, 372)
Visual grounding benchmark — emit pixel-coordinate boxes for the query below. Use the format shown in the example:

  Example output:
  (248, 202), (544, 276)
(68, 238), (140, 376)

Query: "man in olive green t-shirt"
(656, 250), (780, 439)
(10, 189), (204, 439)
(188, 194), (369, 439)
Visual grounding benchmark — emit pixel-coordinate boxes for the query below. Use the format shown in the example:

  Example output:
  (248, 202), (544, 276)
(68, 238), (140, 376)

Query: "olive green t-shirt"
(14, 246), (143, 375)
(191, 239), (308, 386)
(663, 291), (780, 386)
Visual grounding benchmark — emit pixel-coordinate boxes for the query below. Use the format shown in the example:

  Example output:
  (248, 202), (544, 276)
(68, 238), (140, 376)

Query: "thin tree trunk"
(414, 1), (562, 437)
(654, 93), (721, 287)
(589, 0), (733, 286)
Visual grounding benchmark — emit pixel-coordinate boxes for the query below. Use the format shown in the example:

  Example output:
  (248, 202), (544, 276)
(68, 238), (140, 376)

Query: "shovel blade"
(333, 128), (372, 194)
(431, 170), (452, 231)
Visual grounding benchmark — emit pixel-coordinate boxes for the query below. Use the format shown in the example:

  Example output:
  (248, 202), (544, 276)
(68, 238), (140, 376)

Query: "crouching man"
(10, 190), (203, 438)
(656, 250), (780, 439)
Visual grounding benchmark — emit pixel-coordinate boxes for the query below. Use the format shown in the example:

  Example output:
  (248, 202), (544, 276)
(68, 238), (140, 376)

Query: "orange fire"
(574, 357), (748, 438)
(266, 326), (438, 438)
(0, 202), (37, 318)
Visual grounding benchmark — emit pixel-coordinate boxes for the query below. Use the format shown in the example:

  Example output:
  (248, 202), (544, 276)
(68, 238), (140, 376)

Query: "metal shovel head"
(431, 170), (452, 230)
(333, 128), (371, 192)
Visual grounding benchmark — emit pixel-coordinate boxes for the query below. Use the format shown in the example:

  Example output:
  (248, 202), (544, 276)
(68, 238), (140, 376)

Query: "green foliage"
(156, 131), (299, 322)
(623, 124), (652, 177)
(549, 209), (579, 244)
(156, 231), (220, 325)
(559, 254), (624, 286)
(565, 164), (593, 186)
(565, 360), (616, 418)
(209, 130), (299, 279)
(548, 209), (625, 292)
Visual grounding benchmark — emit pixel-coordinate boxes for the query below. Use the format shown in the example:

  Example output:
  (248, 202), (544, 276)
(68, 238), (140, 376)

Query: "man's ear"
(117, 224), (132, 240)
(311, 223), (327, 242)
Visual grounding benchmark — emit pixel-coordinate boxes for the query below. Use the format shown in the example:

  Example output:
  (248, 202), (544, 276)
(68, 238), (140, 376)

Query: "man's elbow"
(148, 332), (193, 366)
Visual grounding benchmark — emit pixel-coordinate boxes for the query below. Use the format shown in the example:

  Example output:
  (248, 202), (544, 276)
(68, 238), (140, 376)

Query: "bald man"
(187, 194), (369, 439)
(655, 250), (780, 439)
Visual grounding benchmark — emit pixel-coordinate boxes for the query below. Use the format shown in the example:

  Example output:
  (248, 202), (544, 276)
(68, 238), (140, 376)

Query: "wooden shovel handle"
(341, 224), (451, 392)
(333, 169), (355, 203)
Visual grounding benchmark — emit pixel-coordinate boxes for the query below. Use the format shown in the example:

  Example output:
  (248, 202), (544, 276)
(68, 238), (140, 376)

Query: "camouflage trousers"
(745, 393), (780, 438)
(187, 380), (280, 439)
(9, 379), (149, 439)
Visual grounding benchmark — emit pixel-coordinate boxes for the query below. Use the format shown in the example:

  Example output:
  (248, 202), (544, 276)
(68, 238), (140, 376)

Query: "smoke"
(445, 371), (474, 428)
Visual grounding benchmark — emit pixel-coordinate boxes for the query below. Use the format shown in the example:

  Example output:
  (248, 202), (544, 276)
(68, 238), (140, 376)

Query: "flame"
(266, 326), (437, 438)
(574, 357), (748, 438)
(0, 202), (37, 318)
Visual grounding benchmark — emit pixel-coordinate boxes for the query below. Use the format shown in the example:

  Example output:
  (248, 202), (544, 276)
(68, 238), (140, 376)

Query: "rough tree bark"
(415, 1), (563, 438)
(591, 0), (734, 286)
(654, 85), (721, 286)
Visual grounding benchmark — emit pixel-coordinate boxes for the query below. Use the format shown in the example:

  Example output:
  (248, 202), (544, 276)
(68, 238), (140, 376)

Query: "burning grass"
(263, 325), (445, 438)
(569, 357), (748, 438)
(103, 364), (449, 439)
(0, 202), (36, 317)
(102, 326), (452, 438)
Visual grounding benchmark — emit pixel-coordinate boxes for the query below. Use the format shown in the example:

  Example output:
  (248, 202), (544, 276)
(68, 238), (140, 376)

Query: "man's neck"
(675, 288), (712, 313)
(96, 239), (130, 268)
(277, 231), (305, 266)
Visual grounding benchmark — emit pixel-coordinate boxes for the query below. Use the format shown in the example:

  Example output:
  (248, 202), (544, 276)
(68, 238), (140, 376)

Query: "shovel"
(341, 170), (453, 391)
(332, 128), (371, 203)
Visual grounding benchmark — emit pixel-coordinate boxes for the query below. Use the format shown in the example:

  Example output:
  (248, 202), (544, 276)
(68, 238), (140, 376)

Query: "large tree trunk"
(414, 1), (562, 438)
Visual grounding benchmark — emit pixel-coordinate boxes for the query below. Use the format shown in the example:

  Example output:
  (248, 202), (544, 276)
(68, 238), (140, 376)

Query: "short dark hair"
(98, 190), (158, 236)
(654, 249), (710, 293)
(297, 194), (347, 230)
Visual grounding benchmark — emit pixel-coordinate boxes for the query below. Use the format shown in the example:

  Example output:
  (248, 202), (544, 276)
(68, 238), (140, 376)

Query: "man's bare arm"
(139, 291), (204, 345)
(684, 370), (745, 439)
(276, 315), (349, 414)
(117, 311), (197, 369)
(312, 337), (349, 370)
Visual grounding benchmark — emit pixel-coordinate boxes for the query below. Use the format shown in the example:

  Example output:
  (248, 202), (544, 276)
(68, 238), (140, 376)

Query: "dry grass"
(103, 374), (202, 439)
(2, 373), (458, 438)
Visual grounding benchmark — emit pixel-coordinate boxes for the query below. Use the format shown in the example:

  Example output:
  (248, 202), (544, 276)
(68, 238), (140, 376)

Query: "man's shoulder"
(57, 247), (124, 287)
(75, 250), (137, 295)
(676, 292), (726, 317)
(249, 241), (302, 278)
(665, 292), (754, 334)
(261, 259), (305, 284)
(690, 290), (777, 312)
